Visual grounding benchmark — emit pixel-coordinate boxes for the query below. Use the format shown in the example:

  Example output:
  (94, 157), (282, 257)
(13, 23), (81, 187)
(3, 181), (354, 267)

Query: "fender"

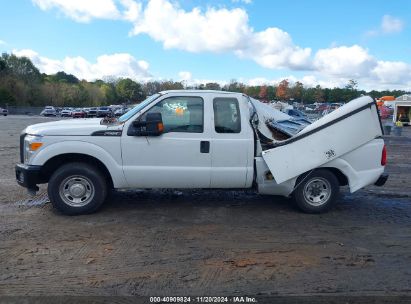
(320, 157), (384, 193)
(32, 140), (128, 188)
(320, 158), (356, 191)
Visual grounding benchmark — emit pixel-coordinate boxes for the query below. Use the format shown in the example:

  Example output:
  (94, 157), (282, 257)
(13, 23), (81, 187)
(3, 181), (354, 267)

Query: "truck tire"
(48, 162), (107, 215)
(293, 169), (339, 213)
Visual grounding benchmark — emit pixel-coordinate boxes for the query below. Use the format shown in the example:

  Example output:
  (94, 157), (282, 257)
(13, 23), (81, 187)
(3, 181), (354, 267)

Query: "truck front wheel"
(48, 162), (107, 215)
(293, 169), (339, 213)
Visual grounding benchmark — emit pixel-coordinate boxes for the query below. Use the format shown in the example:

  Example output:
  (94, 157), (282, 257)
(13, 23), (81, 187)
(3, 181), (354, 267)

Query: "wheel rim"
(59, 175), (95, 207)
(303, 177), (332, 206)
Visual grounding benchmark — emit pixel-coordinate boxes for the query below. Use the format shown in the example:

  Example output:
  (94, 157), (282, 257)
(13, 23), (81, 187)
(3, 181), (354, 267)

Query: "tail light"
(381, 144), (387, 166)
(157, 122), (164, 133)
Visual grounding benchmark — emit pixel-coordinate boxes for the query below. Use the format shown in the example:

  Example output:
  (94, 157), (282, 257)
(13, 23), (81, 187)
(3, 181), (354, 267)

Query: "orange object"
(175, 107), (184, 116)
(29, 142), (43, 151)
(376, 101), (384, 108)
(376, 96), (395, 108)
(380, 96), (395, 101)
(157, 122), (164, 132)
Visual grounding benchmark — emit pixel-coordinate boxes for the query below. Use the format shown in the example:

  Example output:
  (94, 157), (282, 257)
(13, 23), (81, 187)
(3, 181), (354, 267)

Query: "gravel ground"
(0, 115), (410, 298)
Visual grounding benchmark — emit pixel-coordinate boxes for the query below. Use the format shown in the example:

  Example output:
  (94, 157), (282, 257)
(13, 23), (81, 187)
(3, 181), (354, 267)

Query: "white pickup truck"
(15, 90), (388, 215)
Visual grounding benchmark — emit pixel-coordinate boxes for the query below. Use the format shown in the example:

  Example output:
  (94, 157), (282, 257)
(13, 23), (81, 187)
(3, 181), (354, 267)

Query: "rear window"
(213, 97), (241, 133)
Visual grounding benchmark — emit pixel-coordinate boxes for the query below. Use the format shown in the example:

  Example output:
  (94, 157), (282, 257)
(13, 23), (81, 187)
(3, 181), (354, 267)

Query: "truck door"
(210, 97), (254, 188)
(121, 95), (212, 188)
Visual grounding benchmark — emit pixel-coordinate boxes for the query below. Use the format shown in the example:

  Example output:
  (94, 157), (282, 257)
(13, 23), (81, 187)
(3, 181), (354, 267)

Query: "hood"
(24, 118), (123, 136)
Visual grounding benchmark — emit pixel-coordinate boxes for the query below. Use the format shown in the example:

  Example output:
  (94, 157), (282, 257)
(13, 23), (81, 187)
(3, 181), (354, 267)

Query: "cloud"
(12, 49), (151, 81)
(381, 15), (404, 33)
(0, 39), (6, 45)
(247, 75), (346, 89)
(32, 0), (311, 70)
(32, 0), (121, 22)
(366, 14), (404, 37)
(311, 45), (411, 89)
(231, 0), (253, 4)
(129, 0), (252, 53)
(178, 71), (192, 82)
(28, 1), (411, 89)
(161, 62), (411, 90)
(235, 27), (312, 70)
(177, 71), (228, 87)
(175, 72), (348, 90)
(128, 0), (312, 70)
(371, 61), (411, 84)
(120, 0), (142, 22)
(313, 45), (377, 77)
(14, 47), (409, 89)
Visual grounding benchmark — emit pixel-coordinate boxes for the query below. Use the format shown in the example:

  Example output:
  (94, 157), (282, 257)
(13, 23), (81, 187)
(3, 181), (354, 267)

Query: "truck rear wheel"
(48, 162), (107, 215)
(293, 169), (339, 213)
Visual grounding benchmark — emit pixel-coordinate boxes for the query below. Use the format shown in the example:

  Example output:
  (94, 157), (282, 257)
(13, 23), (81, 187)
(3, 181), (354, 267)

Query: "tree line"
(0, 53), (408, 107)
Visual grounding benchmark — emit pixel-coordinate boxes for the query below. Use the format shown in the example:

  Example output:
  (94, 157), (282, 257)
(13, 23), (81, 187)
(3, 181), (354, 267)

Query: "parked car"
(283, 108), (307, 119)
(15, 91), (388, 215)
(71, 108), (86, 118)
(322, 108), (334, 116)
(87, 107), (98, 117)
(40, 106), (57, 117)
(82, 108), (90, 116)
(304, 105), (316, 113)
(114, 107), (130, 117)
(330, 103), (344, 110)
(60, 108), (73, 117)
(97, 106), (112, 117)
(315, 103), (329, 112)
(0, 107), (8, 116)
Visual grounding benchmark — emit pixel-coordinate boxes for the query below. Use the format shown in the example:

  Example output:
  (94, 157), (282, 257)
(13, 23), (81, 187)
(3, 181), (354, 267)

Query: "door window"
(213, 98), (241, 133)
(142, 96), (204, 133)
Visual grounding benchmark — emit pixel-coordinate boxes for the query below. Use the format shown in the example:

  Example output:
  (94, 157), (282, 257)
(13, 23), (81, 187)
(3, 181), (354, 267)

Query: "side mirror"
(130, 112), (164, 136)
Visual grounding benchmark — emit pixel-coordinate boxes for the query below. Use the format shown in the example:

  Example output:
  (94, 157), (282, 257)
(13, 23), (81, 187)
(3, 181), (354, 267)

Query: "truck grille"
(20, 133), (26, 163)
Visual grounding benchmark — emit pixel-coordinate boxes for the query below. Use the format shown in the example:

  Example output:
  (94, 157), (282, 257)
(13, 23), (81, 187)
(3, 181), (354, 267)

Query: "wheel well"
(40, 153), (114, 189)
(320, 167), (348, 186)
(296, 167), (348, 186)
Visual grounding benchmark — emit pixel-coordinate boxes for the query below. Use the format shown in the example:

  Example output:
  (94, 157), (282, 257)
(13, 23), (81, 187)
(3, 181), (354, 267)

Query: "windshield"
(118, 94), (161, 122)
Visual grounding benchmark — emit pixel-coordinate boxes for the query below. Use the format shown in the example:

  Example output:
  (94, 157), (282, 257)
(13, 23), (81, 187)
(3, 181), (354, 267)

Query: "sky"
(0, 0), (410, 90)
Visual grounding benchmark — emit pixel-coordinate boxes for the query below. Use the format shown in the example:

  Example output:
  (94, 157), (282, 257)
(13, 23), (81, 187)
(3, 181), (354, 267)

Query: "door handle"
(200, 141), (210, 153)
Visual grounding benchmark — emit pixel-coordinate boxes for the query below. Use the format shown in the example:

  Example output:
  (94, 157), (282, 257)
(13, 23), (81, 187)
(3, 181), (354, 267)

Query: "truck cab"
(15, 90), (388, 215)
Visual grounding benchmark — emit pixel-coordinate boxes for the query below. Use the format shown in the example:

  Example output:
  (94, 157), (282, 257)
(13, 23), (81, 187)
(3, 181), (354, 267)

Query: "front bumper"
(374, 173), (389, 187)
(15, 164), (43, 190)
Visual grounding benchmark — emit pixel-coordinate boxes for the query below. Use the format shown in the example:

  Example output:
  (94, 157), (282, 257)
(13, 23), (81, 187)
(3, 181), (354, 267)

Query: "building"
(393, 95), (411, 125)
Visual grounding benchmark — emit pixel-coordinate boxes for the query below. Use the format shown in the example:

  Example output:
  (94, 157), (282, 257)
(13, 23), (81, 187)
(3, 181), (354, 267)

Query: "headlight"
(24, 135), (43, 164)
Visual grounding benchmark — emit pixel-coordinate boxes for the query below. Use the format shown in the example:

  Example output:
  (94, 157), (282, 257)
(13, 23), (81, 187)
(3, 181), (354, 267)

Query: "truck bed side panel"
(321, 138), (385, 192)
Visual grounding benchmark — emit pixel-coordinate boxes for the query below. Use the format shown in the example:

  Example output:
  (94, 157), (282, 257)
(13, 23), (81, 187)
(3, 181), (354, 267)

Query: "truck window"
(213, 98), (241, 133)
(142, 96), (204, 133)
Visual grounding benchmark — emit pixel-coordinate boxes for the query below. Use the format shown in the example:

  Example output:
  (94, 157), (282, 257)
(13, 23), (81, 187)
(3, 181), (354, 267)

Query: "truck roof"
(159, 90), (246, 96)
